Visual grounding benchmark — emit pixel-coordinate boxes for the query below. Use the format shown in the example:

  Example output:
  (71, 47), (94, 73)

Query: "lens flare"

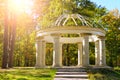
(8, 0), (33, 13)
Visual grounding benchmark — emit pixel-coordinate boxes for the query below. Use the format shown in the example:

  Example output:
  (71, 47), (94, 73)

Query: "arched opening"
(62, 44), (78, 66)
(45, 43), (53, 66)
(89, 42), (95, 65)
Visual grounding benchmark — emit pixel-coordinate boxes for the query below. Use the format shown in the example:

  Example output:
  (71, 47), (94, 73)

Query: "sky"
(90, 0), (120, 11)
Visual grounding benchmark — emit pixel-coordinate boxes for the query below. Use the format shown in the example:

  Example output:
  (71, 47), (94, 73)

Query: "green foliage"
(39, 0), (63, 28)
(102, 9), (120, 67)
(13, 13), (36, 67)
(46, 43), (53, 65)
(89, 42), (95, 65)
(0, 0), (5, 67)
(63, 44), (78, 66)
(39, 0), (107, 29)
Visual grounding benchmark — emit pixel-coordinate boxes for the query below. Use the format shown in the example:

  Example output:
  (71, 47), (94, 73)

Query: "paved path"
(54, 68), (89, 80)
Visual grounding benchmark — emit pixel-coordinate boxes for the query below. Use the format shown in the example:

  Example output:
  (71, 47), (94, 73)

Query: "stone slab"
(54, 78), (88, 80)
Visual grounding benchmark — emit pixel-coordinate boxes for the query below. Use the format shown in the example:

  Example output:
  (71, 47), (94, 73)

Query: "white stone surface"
(36, 25), (106, 68)
(35, 39), (43, 68)
(78, 42), (83, 66)
(52, 34), (62, 67)
(99, 37), (106, 66)
(54, 78), (88, 80)
(95, 40), (100, 66)
(82, 35), (89, 66)
(42, 41), (46, 67)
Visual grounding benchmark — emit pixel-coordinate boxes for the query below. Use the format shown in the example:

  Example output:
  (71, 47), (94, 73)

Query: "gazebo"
(35, 14), (106, 68)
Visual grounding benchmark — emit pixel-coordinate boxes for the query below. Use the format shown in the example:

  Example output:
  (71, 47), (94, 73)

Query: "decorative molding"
(80, 33), (92, 37)
(51, 33), (61, 36)
(36, 36), (44, 41)
(98, 36), (106, 40)
(39, 26), (105, 33)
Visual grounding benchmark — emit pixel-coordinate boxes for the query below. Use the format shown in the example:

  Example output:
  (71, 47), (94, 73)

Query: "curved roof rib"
(55, 14), (92, 27)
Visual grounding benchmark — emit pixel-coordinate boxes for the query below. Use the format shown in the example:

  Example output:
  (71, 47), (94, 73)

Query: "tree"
(1, 2), (17, 68)
(13, 12), (36, 67)
(1, 0), (36, 68)
(102, 9), (120, 67)
(2, 3), (9, 68)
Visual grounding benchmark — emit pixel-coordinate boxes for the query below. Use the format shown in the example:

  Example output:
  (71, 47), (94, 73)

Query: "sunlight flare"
(8, 0), (33, 13)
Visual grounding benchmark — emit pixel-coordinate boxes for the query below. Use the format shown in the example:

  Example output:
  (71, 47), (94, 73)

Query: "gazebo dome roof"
(55, 14), (92, 27)
(37, 13), (106, 43)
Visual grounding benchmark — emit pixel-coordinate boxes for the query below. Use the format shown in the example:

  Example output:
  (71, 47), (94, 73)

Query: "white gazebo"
(35, 14), (106, 68)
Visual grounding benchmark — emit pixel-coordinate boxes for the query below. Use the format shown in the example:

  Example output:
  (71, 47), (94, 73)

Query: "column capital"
(95, 40), (99, 42)
(80, 33), (91, 37)
(36, 36), (44, 41)
(51, 33), (61, 37)
(77, 42), (82, 44)
(42, 40), (46, 43)
(98, 36), (105, 40)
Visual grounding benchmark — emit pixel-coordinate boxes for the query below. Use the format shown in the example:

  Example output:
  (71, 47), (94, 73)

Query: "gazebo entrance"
(62, 43), (78, 66)
(35, 14), (106, 68)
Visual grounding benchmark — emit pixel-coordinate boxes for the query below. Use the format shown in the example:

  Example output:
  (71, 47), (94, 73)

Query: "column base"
(93, 65), (112, 69)
(52, 64), (62, 68)
(77, 64), (82, 67)
(77, 64), (90, 67)
(95, 64), (107, 67)
(35, 65), (46, 68)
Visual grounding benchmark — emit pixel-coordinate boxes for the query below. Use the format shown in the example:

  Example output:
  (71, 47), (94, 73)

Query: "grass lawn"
(0, 68), (56, 80)
(1, 67), (120, 80)
(88, 67), (120, 80)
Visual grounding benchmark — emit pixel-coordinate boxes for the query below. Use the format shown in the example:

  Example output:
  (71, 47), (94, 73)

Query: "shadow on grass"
(88, 68), (120, 80)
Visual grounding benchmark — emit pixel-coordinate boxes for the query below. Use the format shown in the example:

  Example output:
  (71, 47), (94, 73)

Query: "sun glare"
(8, 0), (33, 13)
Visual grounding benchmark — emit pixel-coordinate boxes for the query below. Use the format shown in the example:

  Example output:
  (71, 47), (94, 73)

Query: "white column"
(60, 43), (62, 66)
(52, 34), (62, 67)
(99, 36), (106, 66)
(78, 42), (83, 66)
(95, 40), (100, 66)
(42, 41), (46, 67)
(81, 33), (90, 67)
(35, 36), (44, 68)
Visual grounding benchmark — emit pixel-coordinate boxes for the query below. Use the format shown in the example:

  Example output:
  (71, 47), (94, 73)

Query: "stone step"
(55, 74), (88, 78)
(57, 68), (87, 72)
(54, 68), (89, 80)
(56, 72), (87, 75)
(54, 78), (89, 80)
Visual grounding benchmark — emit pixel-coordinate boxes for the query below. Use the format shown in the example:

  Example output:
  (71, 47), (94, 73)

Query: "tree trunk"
(2, 7), (9, 69)
(8, 13), (16, 68)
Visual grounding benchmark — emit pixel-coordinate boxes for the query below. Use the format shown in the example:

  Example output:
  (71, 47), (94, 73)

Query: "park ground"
(0, 67), (120, 80)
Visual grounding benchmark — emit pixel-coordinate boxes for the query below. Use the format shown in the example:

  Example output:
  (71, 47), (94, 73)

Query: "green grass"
(0, 68), (56, 80)
(88, 68), (120, 80)
(1, 67), (120, 80)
